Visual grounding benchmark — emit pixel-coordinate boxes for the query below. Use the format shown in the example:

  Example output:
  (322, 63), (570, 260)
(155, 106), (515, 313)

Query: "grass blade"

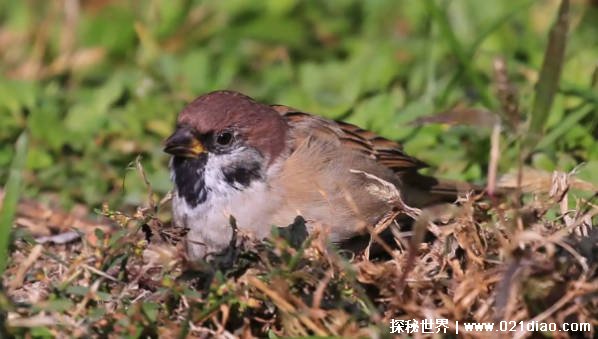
(536, 105), (592, 150)
(425, 0), (494, 107)
(527, 0), (569, 149)
(0, 133), (28, 275)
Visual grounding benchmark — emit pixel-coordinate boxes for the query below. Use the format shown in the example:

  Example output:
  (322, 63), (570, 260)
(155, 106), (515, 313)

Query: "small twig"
(512, 282), (597, 339)
(9, 244), (43, 289)
(81, 264), (118, 282)
(554, 239), (589, 273)
(247, 276), (328, 336)
(312, 268), (334, 309)
(364, 211), (402, 260)
(71, 278), (103, 318)
(487, 121), (502, 196)
(7, 315), (59, 328)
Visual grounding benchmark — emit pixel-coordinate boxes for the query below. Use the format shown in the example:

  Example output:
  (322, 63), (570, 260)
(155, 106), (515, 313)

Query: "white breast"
(171, 151), (284, 259)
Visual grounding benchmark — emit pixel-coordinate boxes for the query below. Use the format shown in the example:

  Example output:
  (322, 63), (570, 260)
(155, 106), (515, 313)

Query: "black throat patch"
(172, 156), (208, 207)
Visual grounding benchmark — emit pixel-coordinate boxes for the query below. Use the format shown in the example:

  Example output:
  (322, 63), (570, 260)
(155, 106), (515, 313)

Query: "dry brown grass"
(2, 164), (597, 338)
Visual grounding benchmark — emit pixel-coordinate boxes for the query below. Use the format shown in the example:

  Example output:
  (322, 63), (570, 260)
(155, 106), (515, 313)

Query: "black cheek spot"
(172, 156), (208, 207)
(223, 162), (262, 189)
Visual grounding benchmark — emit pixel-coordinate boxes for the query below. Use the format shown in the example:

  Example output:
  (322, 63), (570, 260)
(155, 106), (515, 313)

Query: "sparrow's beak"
(164, 127), (205, 158)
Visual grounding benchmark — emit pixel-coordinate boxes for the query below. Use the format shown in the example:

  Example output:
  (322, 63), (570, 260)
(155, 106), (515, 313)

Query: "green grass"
(0, 133), (27, 275)
(0, 0), (596, 209)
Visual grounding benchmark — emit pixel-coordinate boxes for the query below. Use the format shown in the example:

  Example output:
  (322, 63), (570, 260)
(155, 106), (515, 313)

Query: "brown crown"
(177, 90), (288, 161)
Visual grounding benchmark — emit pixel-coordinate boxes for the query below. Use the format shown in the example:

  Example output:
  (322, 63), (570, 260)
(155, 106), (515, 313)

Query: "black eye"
(216, 132), (233, 146)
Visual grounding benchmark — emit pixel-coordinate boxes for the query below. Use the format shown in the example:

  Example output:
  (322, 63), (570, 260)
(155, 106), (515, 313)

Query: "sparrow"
(164, 90), (474, 261)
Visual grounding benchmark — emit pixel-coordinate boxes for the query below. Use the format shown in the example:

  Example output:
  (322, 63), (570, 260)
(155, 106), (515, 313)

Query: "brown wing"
(270, 105), (428, 173)
(270, 104), (483, 206)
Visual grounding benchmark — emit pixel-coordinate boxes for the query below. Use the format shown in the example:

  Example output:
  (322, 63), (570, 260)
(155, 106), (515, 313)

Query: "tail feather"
(399, 171), (483, 207)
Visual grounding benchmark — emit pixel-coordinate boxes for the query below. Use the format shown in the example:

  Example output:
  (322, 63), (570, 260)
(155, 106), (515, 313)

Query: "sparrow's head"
(164, 90), (288, 207)
(164, 90), (287, 162)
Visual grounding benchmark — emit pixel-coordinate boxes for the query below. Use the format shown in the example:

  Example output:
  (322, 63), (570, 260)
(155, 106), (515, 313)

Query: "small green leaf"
(66, 285), (90, 296)
(26, 148), (53, 170)
(79, 6), (136, 56)
(95, 291), (112, 302)
(234, 16), (307, 47)
(29, 327), (54, 338)
(536, 106), (592, 151)
(347, 91), (402, 139)
(65, 78), (124, 139)
(33, 299), (75, 312)
(298, 62), (361, 118)
(142, 302), (160, 322)
(0, 80), (37, 114)
(88, 307), (107, 321)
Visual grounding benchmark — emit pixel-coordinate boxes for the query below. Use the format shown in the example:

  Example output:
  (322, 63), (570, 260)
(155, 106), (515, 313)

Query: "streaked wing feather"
(272, 105), (428, 172)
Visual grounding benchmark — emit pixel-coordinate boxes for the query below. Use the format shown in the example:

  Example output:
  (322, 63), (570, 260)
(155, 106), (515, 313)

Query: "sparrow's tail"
(400, 171), (485, 207)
